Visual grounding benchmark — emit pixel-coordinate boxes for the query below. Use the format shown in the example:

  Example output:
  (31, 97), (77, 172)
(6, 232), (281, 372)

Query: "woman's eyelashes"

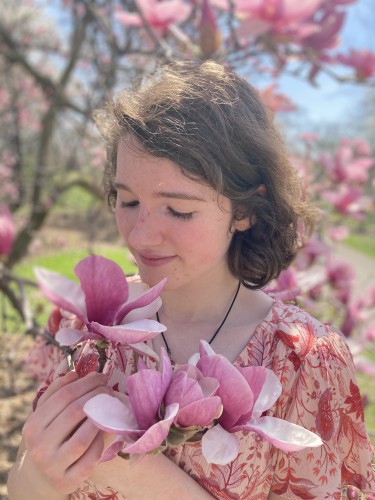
(119, 200), (194, 220)
(120, 200), (139, 208)
(168, 207), (194, 220)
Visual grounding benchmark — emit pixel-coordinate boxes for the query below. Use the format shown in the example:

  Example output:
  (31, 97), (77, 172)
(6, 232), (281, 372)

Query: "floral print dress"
(28, 299), (375, 499)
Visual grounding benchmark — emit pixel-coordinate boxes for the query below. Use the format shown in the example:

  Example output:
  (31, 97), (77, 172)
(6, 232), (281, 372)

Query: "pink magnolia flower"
(295, 237), (330, 270)
(337, 49), (375, 81)
(164, 362), (222, 428)
(323, 186), (372, 217)
(196, 341), (322, 465)
(115, 0), (191, 35)
(301, 8), (345, 50)
(212, 0), (322, 39)
(84, 348), (222, 459)
(0, 205), (15, 257)
(35, 255), (167, 355)
(258, 84), (296, 113)
(319, 140), (374, 184)
(265, 268), (301, 301)
(326, 259), (355, 305)
(328, 225), (349, 241)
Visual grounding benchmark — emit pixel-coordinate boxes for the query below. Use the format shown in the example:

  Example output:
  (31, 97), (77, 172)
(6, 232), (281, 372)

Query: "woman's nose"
(127, 208), (163, 248)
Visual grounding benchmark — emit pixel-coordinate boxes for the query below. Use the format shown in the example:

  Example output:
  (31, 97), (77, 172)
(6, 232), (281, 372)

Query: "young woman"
(8, 61), (375, 499)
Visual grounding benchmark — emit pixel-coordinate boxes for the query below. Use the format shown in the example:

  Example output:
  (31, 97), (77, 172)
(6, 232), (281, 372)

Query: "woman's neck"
(159, 271), (239, 326)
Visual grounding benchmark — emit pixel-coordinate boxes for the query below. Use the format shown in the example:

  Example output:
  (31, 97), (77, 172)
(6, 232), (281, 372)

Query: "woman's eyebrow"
(114, 182), (206, 202)
(156, 191), (206, 202)
(114, 182), (132, 192)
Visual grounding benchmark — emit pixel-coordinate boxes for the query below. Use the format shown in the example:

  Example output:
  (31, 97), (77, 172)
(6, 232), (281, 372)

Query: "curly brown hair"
(94, 60), (319, 289)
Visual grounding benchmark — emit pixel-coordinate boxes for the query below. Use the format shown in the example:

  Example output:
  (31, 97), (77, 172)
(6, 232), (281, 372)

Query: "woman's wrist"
(7, 448), (69, 500)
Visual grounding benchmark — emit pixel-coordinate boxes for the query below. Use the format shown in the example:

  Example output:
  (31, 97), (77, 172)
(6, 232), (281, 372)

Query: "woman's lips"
(137, 254), (176, 267)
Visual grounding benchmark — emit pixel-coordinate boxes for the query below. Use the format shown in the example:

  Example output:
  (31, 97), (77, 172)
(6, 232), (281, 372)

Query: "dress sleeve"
(271, 327), (375, 499)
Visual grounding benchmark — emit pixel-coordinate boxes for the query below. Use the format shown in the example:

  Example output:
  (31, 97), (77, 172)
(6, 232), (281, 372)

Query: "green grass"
(357, 371), (375, 445)
(345, 233), (375, 259)
(15, 247), (135, 281)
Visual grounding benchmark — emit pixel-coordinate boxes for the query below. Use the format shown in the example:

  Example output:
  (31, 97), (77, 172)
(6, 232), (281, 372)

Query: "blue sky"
(277, 0), (375, 125)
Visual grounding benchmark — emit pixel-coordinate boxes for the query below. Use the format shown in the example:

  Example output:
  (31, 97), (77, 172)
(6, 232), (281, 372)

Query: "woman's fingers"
(21, 372), (114, 493)
(24, 372), (108, 443)
(36, 370), (79, 407)
(46, 384), (112, 451)
(65, 419), (105, 475)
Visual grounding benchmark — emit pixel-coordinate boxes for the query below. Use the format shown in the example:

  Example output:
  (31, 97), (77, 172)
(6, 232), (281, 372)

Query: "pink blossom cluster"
(112, 0), (375, 82)
(32, 255), (322, 466)
(84, 341), (322, 466)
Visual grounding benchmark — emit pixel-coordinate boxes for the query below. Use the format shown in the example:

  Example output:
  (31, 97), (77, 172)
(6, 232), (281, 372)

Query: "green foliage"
(15, 247), (136, 280)
(346, 233), (375, 259)
(56, 185), (98, 214)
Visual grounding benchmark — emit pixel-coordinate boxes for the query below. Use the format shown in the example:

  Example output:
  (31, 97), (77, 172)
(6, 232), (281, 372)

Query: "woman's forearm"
(89, 451), (214, 499)
(7, 443), (69, 500)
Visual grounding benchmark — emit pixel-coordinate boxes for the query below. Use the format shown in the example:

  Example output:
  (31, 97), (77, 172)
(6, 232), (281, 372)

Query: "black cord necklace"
(156, 281), (241, 359)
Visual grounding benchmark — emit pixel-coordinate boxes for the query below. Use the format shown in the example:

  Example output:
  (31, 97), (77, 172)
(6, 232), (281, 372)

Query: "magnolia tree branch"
(0, 24), (88, 116)
(8, 174), (104, 269)
(0, 263), (37, 328)
(57, 176), (104, 200)
(8, 13), (92, 269)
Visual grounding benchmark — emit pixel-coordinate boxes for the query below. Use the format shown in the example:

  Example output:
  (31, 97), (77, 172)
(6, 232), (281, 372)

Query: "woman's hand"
(8, 370), (110, 498)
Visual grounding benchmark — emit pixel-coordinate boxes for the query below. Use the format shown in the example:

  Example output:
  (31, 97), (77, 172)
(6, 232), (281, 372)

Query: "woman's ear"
(232, 214), (251, 232)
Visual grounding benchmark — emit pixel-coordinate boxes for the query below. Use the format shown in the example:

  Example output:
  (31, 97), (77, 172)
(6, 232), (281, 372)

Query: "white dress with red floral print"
(27, 299), (375, 499)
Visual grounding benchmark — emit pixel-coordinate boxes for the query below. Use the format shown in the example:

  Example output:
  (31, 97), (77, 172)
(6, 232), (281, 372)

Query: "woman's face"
(115, 140), (246, 291)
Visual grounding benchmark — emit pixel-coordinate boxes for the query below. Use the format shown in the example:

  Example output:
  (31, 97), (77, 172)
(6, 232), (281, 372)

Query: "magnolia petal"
(236, 366), (281, 421)
(129, 342), (159, 360)
(100, 436), (126, 462)
(115, 11), (142, 27)
(90, 319), (165, 344)
(197, 351), (253, 429)
(174, 364), (203, 380)
(176, 396), (222, 427)
(199, 339), (216, 357)
(123, 403), (179, 455)
(121, 296), (162, 324)
(55, 327), (85, 346)
(187, 352), (200, 366)
(83, 394), (141, 435)
(75, 255), (129, 325)
(202, 424), (239, 465)
(232, 416), (323, 452)
(153, 0), (192, 25)
(164, 371), (188, 407)
(126, 280), (148, 302)
(34, 267), (87, 321)
(114, 278), (167, 324)
(127, 369), (163, 430)
(199, 377), (220, 398)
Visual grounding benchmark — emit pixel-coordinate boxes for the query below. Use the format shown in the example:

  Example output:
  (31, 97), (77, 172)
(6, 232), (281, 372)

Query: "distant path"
(333, 244), (375, 298)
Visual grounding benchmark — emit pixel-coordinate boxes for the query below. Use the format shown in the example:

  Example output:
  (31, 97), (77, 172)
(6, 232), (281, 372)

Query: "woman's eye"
(168, 207), (194, 220)
(120, 200), (139, 208)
